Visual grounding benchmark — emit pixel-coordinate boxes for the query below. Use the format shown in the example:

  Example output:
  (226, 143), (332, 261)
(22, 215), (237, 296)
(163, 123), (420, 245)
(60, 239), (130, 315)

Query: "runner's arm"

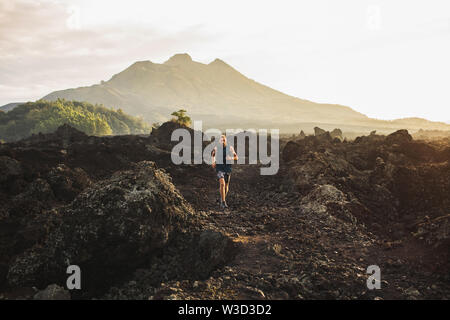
(230, 146), (238, 161)
(211, 147), (216, 168)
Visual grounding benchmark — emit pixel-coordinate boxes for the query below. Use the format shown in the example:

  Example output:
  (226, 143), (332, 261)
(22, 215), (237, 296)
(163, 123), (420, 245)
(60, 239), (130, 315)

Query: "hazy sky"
(1, 0), (449, 122)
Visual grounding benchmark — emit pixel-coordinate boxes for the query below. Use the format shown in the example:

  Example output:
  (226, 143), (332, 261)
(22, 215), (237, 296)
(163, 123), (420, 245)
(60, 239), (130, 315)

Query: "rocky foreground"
(0, 123), (449, 299)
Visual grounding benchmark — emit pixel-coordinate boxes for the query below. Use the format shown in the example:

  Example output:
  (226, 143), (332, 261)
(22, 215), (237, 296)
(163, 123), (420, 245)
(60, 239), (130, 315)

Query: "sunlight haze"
(1, 0), (449, 121)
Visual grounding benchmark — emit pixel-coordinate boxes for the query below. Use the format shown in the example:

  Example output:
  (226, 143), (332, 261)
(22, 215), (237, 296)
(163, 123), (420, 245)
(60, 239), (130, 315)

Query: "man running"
(211, 135), (238, 209)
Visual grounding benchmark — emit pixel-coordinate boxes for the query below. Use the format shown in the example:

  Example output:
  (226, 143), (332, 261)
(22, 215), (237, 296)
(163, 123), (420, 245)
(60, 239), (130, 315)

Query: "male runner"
(211, 135), (238, 209)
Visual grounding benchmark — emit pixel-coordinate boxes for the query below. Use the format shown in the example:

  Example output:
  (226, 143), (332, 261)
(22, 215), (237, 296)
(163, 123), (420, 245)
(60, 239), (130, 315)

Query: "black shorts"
(216, 171), (231, 183)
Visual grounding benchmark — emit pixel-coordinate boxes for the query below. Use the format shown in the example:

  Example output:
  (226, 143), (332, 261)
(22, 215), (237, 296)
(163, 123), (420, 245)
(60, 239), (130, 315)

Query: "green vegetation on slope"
(171, 109), (192, 127)
(0, 99), (151, 142)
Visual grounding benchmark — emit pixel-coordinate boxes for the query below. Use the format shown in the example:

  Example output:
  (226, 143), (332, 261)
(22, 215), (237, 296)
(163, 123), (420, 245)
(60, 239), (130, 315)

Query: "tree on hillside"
(0, 100), (151, 142)
(171, 109), (191, 127)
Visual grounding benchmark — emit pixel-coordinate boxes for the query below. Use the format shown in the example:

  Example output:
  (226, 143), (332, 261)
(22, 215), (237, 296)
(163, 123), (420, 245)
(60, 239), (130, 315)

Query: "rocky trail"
(149, 162), (449, 300)
(0, 123), (449, 300)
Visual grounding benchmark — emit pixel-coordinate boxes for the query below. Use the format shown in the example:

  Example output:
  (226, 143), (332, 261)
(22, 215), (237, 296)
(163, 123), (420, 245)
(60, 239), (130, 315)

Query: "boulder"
(314, 127), (327, 136)
(386, 129), (412, 145)
(7, 161), (198, 289)
(150, 121), (192, 150)
(46, 164), (92, 201)
(330, 129), (343, 141)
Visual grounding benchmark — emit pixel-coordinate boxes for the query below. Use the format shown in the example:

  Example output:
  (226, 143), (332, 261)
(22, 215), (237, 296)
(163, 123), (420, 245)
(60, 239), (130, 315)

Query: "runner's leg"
(219, 178), (226, 203)
(225, 174), (231, 198)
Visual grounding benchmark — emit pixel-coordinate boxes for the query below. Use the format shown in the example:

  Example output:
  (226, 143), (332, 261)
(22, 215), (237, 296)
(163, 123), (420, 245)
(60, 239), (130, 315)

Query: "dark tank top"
(216, 145), (232, 173)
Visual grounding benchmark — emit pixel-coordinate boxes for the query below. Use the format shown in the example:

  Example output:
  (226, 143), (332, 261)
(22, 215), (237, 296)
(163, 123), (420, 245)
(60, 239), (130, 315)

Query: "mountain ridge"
(42, 54), (450, 133)
(0, 102), (25, 112)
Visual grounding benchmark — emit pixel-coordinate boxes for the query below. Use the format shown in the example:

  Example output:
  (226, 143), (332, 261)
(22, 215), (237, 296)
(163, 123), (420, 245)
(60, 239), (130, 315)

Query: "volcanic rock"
(0, 156), (22, 184)
(385, 129), (412, 145)
(33, 284), (71, 300)
(314, 127), (327, 136)
(330, 129), (343, 140)
(7, 161), (199, 289)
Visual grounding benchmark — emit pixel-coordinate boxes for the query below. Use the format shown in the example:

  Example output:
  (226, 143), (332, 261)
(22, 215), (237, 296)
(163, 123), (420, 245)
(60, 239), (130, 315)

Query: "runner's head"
(220, 134), (227, 146)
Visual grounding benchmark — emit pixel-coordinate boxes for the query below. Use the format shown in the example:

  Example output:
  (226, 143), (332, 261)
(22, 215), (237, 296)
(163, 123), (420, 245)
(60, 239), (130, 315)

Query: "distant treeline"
(0, 100), (151, 142)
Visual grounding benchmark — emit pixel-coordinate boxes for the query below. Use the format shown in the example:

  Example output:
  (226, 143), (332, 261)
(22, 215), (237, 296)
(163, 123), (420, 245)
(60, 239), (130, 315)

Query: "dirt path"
(166, 163), (449, 300)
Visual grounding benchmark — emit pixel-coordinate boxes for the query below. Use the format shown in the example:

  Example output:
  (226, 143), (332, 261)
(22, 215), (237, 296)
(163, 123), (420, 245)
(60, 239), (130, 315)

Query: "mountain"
(0, 102), (24, 112)
(42, 54), (450, 133)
